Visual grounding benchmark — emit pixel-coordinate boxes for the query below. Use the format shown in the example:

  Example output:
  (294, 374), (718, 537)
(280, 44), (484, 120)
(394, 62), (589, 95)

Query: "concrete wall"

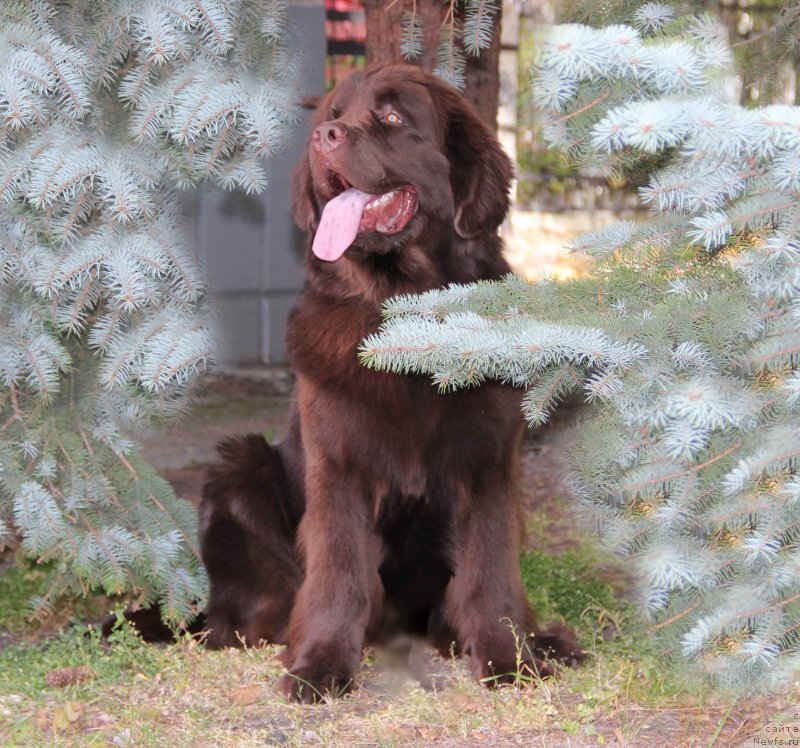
(185, 1), (326, 364)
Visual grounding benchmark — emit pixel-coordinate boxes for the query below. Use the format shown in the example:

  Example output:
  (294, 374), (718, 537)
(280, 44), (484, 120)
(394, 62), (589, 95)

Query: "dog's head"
(292, 65), (512, 262)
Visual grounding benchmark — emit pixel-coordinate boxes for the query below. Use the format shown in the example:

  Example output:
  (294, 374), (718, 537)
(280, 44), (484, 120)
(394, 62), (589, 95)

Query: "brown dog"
(200, 65), (581, 702)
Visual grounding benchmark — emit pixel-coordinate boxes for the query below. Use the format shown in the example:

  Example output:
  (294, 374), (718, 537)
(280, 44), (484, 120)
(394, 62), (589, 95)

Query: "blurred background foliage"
(516, 0), (800, 209)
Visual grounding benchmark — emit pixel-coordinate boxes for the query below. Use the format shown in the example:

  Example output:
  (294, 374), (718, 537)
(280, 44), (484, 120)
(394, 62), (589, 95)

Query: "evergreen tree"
(361, 4), (800, 690)
(0, 1), (300, 624)
(563, 0), (800, 106)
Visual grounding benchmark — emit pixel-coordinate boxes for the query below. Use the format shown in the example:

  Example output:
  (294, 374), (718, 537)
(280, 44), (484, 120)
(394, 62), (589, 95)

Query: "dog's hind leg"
(201, 431), (305, 648)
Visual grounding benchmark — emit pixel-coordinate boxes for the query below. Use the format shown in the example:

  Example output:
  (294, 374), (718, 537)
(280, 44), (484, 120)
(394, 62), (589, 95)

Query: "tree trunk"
(362, 0), (502, 131)
(458, 5), (501, 131)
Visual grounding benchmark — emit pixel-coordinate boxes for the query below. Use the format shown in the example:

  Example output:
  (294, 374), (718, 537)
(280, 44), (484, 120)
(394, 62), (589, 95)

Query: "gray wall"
(186, 1), (325, 364)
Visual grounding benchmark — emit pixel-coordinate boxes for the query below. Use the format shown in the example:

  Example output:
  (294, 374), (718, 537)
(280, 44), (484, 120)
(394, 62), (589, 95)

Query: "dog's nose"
(312, 122), (347, 154)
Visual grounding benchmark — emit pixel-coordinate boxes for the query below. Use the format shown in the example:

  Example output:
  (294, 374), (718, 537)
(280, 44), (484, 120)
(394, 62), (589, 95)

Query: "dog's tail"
(199, 433), (304, 648)
(203, 433), (302, 541)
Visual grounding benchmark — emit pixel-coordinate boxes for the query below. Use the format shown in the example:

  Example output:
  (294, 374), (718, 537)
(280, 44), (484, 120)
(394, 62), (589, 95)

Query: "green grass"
(518, 544), (688, 708)
(0, 557), (50, 631)
(0, 621), (169, 697)
(0, 541), (775, 746)
(190, 395), (290, 422)
(0, 556), (112, 634)
(520, 548), (619, 630)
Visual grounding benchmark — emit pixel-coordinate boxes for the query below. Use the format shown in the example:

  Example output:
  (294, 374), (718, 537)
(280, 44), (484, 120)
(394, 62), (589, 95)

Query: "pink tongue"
(312, 188), (373, 261)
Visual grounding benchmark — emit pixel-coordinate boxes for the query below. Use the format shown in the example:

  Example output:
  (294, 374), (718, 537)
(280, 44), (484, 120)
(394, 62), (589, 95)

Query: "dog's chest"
(289, 287), (523, 491)
(286, 291), (391, 388)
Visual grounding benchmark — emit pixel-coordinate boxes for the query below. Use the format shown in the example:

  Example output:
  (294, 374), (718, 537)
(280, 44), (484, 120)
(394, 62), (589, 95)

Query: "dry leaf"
(228, 684), (262, 706)
(52, 701), (81, 730)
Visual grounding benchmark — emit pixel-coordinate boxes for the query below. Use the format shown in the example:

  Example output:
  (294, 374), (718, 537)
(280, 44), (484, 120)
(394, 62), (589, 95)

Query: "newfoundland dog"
(200, 65), (581, 703)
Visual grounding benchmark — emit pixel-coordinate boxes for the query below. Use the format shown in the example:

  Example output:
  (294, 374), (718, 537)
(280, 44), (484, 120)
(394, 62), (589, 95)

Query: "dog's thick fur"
(200, 66), (581, 702)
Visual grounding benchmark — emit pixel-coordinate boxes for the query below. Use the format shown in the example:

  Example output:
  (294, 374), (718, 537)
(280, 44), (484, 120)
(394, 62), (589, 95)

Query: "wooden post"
(362, 0), (502, 131)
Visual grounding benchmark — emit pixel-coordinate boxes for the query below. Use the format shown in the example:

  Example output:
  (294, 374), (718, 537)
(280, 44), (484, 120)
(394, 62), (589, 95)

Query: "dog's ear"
(432, 81), (513, 238)
(291, 155), (317, 232)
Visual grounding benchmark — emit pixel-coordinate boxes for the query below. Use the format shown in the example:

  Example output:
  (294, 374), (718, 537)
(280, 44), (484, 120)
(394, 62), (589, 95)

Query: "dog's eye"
(330, 106), (341, 119)
(384, 111), (403, 125)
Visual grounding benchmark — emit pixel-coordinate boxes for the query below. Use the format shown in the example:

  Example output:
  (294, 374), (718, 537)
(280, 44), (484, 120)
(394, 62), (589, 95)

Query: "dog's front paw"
(278, 669), (354, 704)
